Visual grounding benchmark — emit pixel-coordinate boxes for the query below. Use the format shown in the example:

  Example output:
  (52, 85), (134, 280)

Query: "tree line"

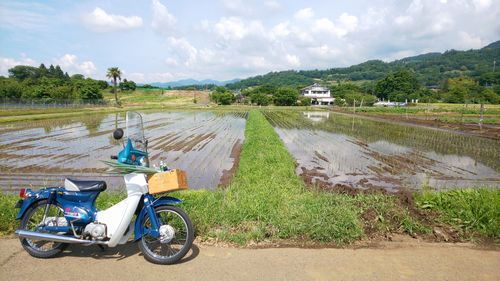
(0, 64), (108, 102)
(0, 64), (138, 105)
(211, 68), (500, 106)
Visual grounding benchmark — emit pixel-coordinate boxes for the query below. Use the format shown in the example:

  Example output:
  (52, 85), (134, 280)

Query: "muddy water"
(264, 111), (499, 191)
(0, 111), (247, 191)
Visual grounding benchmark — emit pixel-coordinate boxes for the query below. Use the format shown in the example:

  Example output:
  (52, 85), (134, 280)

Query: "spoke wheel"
(138, 205), (194, 264)
(20, 200), (68, 258)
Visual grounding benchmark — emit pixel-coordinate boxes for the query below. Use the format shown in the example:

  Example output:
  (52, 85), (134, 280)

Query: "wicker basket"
(147, 170), (188, 194)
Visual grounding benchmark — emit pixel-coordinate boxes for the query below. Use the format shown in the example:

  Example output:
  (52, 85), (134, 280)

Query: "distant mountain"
(227, 40), (499, 89)
(146, 78), (240, 88)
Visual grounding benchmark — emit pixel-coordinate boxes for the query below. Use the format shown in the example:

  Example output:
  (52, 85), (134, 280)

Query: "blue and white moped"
(14, 111), (194, 264)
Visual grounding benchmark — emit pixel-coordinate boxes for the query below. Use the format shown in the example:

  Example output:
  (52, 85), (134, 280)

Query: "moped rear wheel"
(19, 200), (68, 258)
(138, 205), (194, 264)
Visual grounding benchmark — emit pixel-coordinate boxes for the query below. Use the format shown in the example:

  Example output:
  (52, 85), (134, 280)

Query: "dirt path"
(0, 238), (498, 281)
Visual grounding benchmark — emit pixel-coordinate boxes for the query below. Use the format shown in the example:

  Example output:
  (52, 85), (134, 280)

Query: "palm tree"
(107, 67), (122, 105)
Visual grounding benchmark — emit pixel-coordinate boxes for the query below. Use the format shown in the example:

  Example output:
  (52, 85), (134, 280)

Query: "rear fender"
(15, 188), (59, 220)
(133, 195), (183, 241)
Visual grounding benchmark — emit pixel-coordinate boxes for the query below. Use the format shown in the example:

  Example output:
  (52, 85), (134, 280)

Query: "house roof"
(300, 83), (329, 91)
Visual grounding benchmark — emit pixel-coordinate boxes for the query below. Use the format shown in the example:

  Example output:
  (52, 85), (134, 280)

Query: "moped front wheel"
(19, 200), (68, 258)
(138, 205), (194, 265)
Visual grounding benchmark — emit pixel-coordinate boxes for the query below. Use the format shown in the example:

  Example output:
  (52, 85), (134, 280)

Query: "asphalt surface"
(0, 237), (498, 281)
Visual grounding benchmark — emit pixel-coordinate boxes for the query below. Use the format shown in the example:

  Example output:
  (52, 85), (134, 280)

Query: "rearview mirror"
(113, 128), (124, 140)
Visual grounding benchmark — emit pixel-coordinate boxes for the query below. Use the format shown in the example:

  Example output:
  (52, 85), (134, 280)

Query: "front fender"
(133, 195), (183, 241)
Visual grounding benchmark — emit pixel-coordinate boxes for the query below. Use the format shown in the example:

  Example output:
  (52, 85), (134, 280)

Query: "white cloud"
(83, 7), (142, 32)
(338, 13), (358, 32)
(285, 54), (300, 67)
(54, 54), (97, 76)
(472, 0), (492, 10)
(0, 56), (37, 76)
(294, 8), (314, 20)
(214, 17), (265, 41)
(151, 0), (176, 35)
(458, 31), (485, 49)
(167, 37), (198, 66)
(395, 16), (412, 25)
(271, 22), (290, 38)
(165, 58), (179, 66)
(0, 2), (48, 30)
(264, 0), (281, 11)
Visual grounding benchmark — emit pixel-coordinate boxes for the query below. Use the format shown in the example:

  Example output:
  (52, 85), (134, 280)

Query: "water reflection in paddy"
(0, 111), (247, 191)
(264, 111), (499, 191)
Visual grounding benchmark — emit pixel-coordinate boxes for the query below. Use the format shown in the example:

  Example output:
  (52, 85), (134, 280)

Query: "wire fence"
(1, 98), (109, 109)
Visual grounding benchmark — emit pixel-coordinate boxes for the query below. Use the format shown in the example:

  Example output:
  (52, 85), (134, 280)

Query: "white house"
(300, 83), (334, 105)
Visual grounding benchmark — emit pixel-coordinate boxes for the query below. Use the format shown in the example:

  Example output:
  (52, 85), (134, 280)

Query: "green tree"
(210, 87), (235, 105)
(79, 83), (102, 100)
(273, 87), (298, 106)
(119, 79), (136, 91)
(443, 77), (481, 103)
(343, 90), (377, 106)
(374, 70), (421, 101)
(106, 67), (122, 105)
(250, 92), (270, 106)
(71, 74), (85, 80)
(54, 65), (65, 79)
(298, 96), (311, 106)
(8, 65), (39, 80)
(39, 64), (48, 77)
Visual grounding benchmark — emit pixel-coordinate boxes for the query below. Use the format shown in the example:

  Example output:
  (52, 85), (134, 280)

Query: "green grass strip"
(178, 110), (363, 244)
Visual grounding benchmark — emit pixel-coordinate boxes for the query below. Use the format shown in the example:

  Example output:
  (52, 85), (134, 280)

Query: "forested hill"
(227, 40), (499, 90)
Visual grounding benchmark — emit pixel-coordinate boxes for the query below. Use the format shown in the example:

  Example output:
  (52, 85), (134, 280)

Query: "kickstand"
(97, 244), (106, 251)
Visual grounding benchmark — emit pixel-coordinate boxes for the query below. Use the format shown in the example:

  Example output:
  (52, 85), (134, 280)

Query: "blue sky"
(0, 0), (499, 83)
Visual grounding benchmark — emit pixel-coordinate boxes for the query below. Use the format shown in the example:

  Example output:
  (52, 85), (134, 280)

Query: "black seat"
(66, 178), (107, 192)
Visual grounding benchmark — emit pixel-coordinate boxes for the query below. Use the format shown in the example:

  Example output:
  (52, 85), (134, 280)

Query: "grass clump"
(353, 193), (431, 237)
(415, 188), (500, 239)
(0, 194), (19, 235)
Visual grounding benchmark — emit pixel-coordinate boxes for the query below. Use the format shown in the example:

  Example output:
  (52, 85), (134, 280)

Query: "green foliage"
(273, 87), (298, 106)
(416, 188), (500, 238)
(250, 92), (270, 106)
(344, 91), (377, 106)
(375, 70), (421, 101)
(0, 194), (19, 235)
(331, 83), (377, 106)
(119, 79), (136, 91)
(297, 96), (311, 106)
(442, 76), (499, 104)
(0, 64), (107, 102)
(210, 87), (235, 105)
(227, 70), (313, 90)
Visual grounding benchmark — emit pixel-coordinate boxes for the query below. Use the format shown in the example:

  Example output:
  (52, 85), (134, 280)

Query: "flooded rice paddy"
(264, 111), (499, 191)
(0, 111), (247, 191)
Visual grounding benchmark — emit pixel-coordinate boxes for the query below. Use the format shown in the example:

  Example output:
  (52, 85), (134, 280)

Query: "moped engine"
(83, 222), (107, 240)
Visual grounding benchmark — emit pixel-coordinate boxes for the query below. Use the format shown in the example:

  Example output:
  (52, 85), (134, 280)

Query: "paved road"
(0, 238), (498, 281)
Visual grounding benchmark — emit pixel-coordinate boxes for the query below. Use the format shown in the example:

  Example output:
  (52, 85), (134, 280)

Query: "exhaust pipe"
(15, 229), (105, 245)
